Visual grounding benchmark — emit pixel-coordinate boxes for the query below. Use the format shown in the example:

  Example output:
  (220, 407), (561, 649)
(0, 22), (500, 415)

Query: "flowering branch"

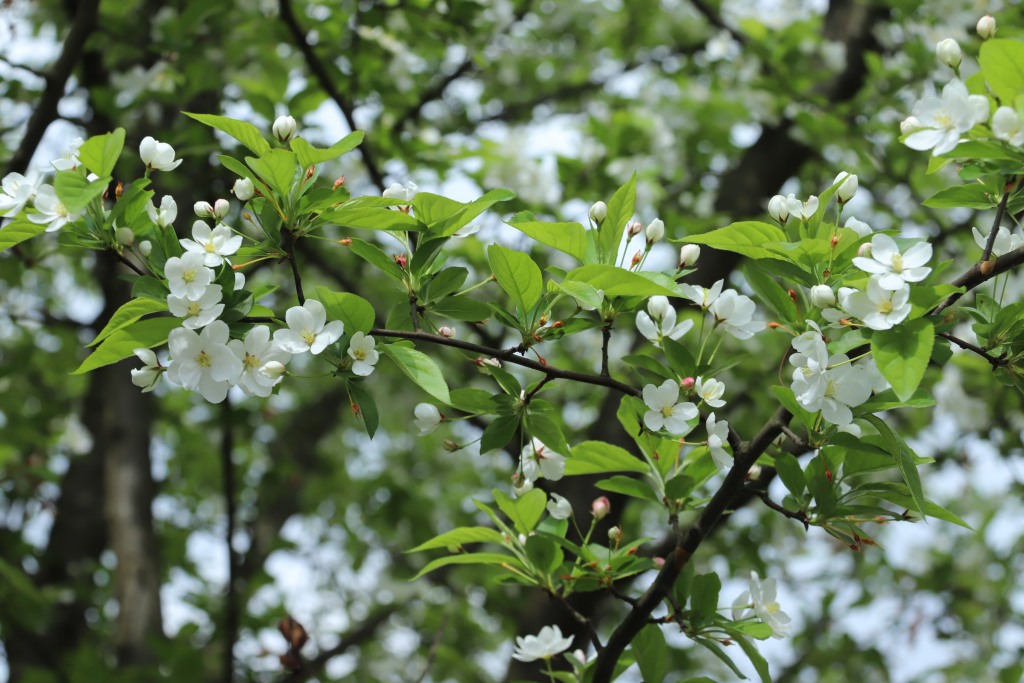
(368, 328), (641, 397)
(933, 245), (1024, 315)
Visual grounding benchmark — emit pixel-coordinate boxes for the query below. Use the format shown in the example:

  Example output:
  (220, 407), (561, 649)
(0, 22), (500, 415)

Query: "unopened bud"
(830, 234), (841, 248)
(242, 210), (252, 222)
(232, 177), (254, 201)
(443, 439), (459, 452)
(194, 201), (214, 217)
(213, 198), (230, 220)
(788, 289), (798, 302)
(857, 243), (873, 258)
(980, 259), (996, 276)
(810, 284), (836, 308)
(338, 237), (352, 246)
(900, 116), (923, 136)
(678, 244), (700, 268)
(139, 240), (152, 256)
(393, 253), (407, 268)
(767, 321), (782, 329)
(589, 201), (607, 225)
(630, 251), (642, 267)
(115, 181), (124, 199)
(591, 496), (611, 520)
(653, 556), (665, 568)
(680, 377), (695, 390)
(977, 15), (996, 40)
(833, 172), (858, 204)
(768, 194), (790, 223)
(474, 357), (501, 368)
(645, 218), (665, 244)
(439, 326), (456, 338)
(333, 175), (346, 190)
(115, 227), (135, 246)
(571, 649), (587, 665)
(607, 526), (621, 542)
(260, 361), (287, 379)
(305, 165), (315, 180)
(627, 220), (643, 237)
(552, 320), (563, 328)
(746, 463), (763, 481)
(272, 114), (297, 142)
(936, 38), (962, 69)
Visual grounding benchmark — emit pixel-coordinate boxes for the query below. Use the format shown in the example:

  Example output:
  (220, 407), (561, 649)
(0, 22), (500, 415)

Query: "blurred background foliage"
(1, 0), (1023, 681)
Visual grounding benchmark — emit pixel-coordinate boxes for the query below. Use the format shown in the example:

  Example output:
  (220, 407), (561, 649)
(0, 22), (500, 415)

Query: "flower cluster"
(788, 322), (880, 427)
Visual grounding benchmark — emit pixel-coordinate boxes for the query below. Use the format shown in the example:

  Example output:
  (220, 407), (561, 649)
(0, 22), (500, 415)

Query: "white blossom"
(977, 15), (996, 40)
(347, 332), (379, 376)
(180, 221), (243, 266)
(50, 137), (83, 171)
(798, 195), (819, 220)
(168, 284), (224, 329)
(991, 106), (1024, 146)
(695, 377), (726, 408)
(414, 403), (442, 435)
(852, 234), (932, 290)
(383, 181), (417, 202)
(645, 218), (665, 244)
(833, 172), (858, 204)
(274, 299), (345, 355)
(710, 290), (763, 339)
(678, 244), (700, 268)
(228, 325), (290, 397)
(589, 201), (607, 225)
(901, 80), (989, 156)
(733, 572), (791, 639)
(232, 177), (255, 201)
(642, 379), (698, 435)
(164, 252), (215, 300)
(680, 279), (723, 309)
(130, 348), (162, 392)
(546, 493), (573, 520)
(972, 225), (1022, 257)
(272, 115), (297, 142)
(636, 296), (693, 346)
(840, 277), (912, 331)
(0, 171), (43, 216)
(146, 195), (178, 228)
(166, 321), (243, 403)
(27, 185), (82, 232)
(511, 625), (574, 662)
(706, 413), (731, 469)
(936, 38), (962, 69)
(139, 136), (182, 171)
(817, 356), (873, 426)
(844, 216), (872, 237)
(521, 438), (566, 482)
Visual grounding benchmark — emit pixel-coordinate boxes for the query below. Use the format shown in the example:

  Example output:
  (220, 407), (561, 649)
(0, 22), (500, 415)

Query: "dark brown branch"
(369, 327), (640, 397)
(746, 484), (809, 530)
(4, 0), (101, 175)
(932, 245), (1024, 315)
(283, 229), (305, 304)
(413, 613), (450, 683)
(278, 0), (386, 192)
(600, 321), (612, 377)
(221, 399), (239, 683)
(392, 59), (475, 135)
(939, 331), (1008, 369)
(980, 189), (1011, 263)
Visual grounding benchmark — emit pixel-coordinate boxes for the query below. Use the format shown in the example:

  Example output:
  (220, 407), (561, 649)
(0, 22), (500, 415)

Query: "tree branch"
(277, 0), (386, 192)
(221, 399), (239, 683)
(932, 245), (1024, 315)
(939, 331), (1008, 369)
(282, 606), (398, 682)
(980, 189), (1011, 263)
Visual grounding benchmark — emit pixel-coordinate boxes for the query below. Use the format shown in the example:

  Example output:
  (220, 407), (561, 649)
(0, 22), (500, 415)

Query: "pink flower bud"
(591, 496), (611, 520)
(627, 220), (643, 237)
(439, 326), (456, 338)
(653, 556), (665, 568)
(213, 198), (230, 219)
(857, 243), (873, 258)
(680, 377), (695, 390)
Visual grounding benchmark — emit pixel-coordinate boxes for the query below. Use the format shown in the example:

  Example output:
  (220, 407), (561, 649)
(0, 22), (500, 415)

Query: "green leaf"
(321, 205), (423, 231)
(524, 413), (571, 459)
(0, 216), (48, 252)
(697, 638), (748, 680)
(864, 415), (927, 519)
(774, 451), (806, 497)
(410, 552), (522, 581)
(871, 491), (972, 529)
(552, 280), (604, 310)
(347, 238), (408, 282)
(871, 318), (934, 401)
(72, 317), (179, 375)
(407, 526), (506, 553)
(979, 39), (1024, 105)
(290, 131), (364, 167)
(922, 184), (999, 210)
(731, 621), (774, 640)
(430, 296), (492, 322)
(480, 413), (520, 453)
(88, 298), (169, 347)
(744, 263), (797, 323)
(770, 385), (816, 431)
(689, 572), (721, 624)
(246, 149), (297, 197)
(379, 343), (450, 403)
(633, 625), (668, 683)
(509, 220), (588, 262)
(493, 488), (546, 535)
(346, 380), (379, 437)
(599, 173), (637, 261)
(565, 441), (648, 475)
(314, 286), (375, 335)
(185, 112), (271, 156)
(488, 243), (543, 313)
(78, 128), (125, 177)
(595, 475), (660, 503)
(734, 634), (772, 683)
(683, 221), (787, 261)
(54, 171), (109, 213)
(564, 265), (681, 298)
(448, 388), (499, 414)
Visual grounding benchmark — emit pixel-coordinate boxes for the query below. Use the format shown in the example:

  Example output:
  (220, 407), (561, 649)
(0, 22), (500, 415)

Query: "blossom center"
(243, 352), (259, 370)
(186, 302), (202, 316)
(661, 405), (675, 418)
(183, 270), (196, 283)
(197, 350), (211, 368)
(352, 348), (366, 361)
(301, 329), (317, 346)
(890, 253), (904, 273)
(204, 241), (216, 253)
(878, 299), (893, 314)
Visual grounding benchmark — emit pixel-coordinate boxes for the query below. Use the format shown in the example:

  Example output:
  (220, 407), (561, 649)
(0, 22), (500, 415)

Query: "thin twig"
(981, 189), (1011, 263)
(600, 321), (612, 377)
(549, 590), (604, 653)
(283, 229), (305, 304)
(932, 245), (1024, 315)
(369, 327), (640, 397)
(939, 331), (1008, 369)
(409, 291), (420, 330)
(412, 613), (449, 683)
(116, 252), (145, 276)
(746, 485), (809, 530)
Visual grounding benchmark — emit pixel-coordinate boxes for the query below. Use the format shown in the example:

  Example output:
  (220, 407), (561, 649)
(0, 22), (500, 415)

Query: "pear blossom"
(165, 321), (243, 403)
(347, 332), (379, 376)
(227, 325), (290, 397)
(232, 177), (255, 201)
(589, 201), (607, 225)
(733, 572), (791, 639)
(695, 377), (726, 408)
(274, 299), (345, 355)
(840, 277), (912, 331)
(852, 234), (932, 290)
(901, 79), (989, 156)
(680, 279), (723, 309)
(413, 403), (442, 435)
(168, 284), (224, 329)
(645, 218), (665, 244)
(636, 296), (693, 346)
(28, 185), (82, 232)
(272, 115), (297, 141)
(972, 226), (1022, 257)
(511, 625), (574, 662)
(0, 171), (43, 216)
(130, 348), (162, 392)
(710, 290), (763, 339)
(809, 284), (836, 308)
(139, 136), (182, 171)
(844, 216), (872, 237)
(991, 106), (1024, 146)
(382, 181), (417, 201)
(817, 356), (873, 426)
(642, 379), (698, 434)
(591, 496), (610, 520)
(521, 438), (566, 482)
(936, 38), (962, 69)
(767, 194), (794, 223)
(833, 172), (857, 204)
(50, 137), (83, 171)
(146, 195), (178, 228)
(798, 195), (819, 220)
(180, 221), (243, 266)
(977, 15), (996, 39)
(790, 325), (831, 410)
(706, 413), (731, 469)
(164, 252), (215, 300)
(546, 492), (573, 520)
